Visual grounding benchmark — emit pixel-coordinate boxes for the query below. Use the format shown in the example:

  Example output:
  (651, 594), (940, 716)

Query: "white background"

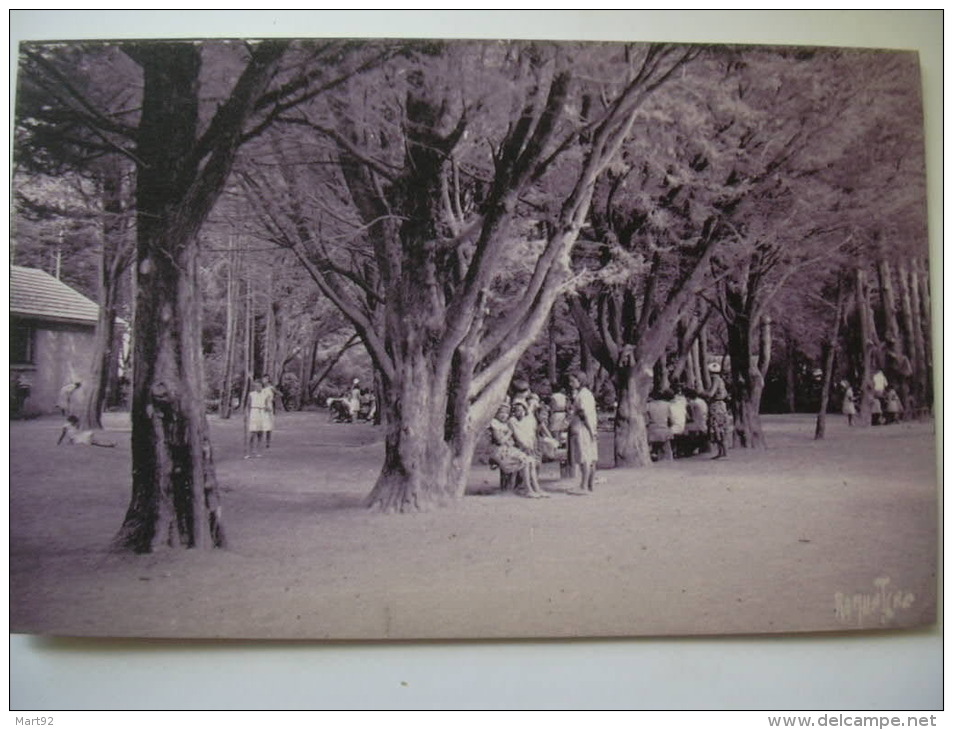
(7, 9), (943, 711)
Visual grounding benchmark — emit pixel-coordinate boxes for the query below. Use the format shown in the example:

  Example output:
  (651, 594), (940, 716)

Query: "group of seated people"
(485, 378), (577, 498)
(645, 384), (712, 461)
(487, 398), (552, 498)
(486, 374), (726, 496)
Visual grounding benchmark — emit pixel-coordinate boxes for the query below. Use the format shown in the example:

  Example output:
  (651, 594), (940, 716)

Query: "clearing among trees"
(10, 411), (937, 639)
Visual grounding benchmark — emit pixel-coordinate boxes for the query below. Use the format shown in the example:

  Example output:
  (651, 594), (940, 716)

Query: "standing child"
(840, 380), (856, 426)
(347, 378), (362, 422)
(246, 379), (269, 458)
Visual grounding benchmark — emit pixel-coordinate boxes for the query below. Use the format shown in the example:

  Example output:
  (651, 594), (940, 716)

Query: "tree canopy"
(12, 37), (932, 533)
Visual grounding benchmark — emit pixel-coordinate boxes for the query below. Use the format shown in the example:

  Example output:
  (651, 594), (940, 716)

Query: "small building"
(10, 265), (101, 416)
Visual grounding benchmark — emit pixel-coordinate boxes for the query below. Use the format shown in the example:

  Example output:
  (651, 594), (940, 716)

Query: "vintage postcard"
(10, 31), (937, 642)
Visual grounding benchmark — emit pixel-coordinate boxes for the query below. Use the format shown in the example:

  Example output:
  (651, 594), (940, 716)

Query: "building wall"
(11, 318), (97, 416)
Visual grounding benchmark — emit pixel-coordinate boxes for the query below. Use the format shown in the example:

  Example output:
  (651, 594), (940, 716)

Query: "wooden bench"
(674, 431), (710, 458)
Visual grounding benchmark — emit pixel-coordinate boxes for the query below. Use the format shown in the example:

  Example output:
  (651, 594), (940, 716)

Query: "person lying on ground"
(57, 415), (116, 448)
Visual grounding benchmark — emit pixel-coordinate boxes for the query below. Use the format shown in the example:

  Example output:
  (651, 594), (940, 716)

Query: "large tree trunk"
(362, 71), (477, 512)
(814, 341), (837, 440)
(82, 264), (120, 430)
(295, 343), (308, 411)
(613, 361), (654, 467)
(784, 336), (797, 413)
(116, 220), (224, 551)
(367, 358), (457, 512)
(909, 258), (931, 409)
(263, 266), (275, 377)
(218, 237), (238, 418)
(853, 267), (875, 427)
(114, 45), (224, 552)
(727, 313), (769, 448)
(114, 41), (285, 551)
(897, 261), (921, 410)
(877, 258), (914, 416)
(241, 275), (254, 409)
(689, 334), (703, 391)
(815, 284), (846, 440)
(698, 324), (712, 392)
(81, 160), (131, 430)
(366, 337), (511, 512)
(547, 306), (559, 386)
(299, 336), (318, 409)
(267, 294), (289, 411)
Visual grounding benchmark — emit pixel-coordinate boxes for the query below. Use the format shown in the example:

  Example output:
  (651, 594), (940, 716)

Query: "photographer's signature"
(834, 576), (914, 627)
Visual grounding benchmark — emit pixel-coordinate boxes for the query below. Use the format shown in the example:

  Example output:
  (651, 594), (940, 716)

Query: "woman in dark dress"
(706, 362), (730, 460)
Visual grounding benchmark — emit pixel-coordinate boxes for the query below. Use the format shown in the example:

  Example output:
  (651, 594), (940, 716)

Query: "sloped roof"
(10, 265), (99, 325)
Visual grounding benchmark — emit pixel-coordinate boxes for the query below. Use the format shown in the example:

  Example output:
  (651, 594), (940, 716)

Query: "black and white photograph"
(9, 12), (938, 654)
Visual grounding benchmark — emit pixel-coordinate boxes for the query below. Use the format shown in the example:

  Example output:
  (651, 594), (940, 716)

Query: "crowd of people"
(645, 382), (719, 461)
(226, 364), (736, 475)
(639, 361), (730, 463)
(840, 370), (904, 427)
(327, 378), (377, 423)
(51, 362), (906, 481)
(486, 373), (599, 497)
(485, 363), (735, 499)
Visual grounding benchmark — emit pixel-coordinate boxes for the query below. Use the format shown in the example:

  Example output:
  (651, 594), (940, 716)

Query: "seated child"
(57, 415), (116, 448)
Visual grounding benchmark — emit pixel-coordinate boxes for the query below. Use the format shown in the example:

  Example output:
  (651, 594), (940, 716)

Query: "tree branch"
(276, 114), (400, 182)
(569, 294), (618, 369)
(22, 48), (138, 139)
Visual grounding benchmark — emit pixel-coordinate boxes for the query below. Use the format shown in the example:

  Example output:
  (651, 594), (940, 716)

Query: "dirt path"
(10, 411), (938, 640)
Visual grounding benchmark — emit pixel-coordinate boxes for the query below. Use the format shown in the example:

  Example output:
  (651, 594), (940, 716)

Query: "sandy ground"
(9, 409), (938, 640)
